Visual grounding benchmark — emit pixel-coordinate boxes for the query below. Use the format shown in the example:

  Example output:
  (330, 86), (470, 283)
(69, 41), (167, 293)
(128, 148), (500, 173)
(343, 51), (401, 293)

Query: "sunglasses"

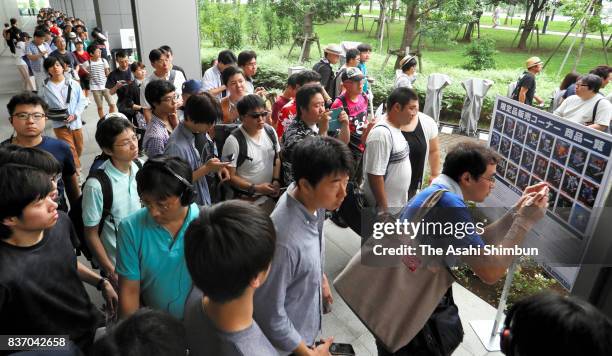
(247, 111), (269, 119)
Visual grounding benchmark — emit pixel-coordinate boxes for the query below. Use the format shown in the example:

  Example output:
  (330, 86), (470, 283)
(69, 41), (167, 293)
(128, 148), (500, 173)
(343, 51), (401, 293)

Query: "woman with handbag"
(40, 56), (86, 176)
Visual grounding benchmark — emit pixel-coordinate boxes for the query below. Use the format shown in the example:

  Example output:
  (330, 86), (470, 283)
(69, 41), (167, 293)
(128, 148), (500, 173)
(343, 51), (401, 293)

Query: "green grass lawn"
(317, 15), (608, 77)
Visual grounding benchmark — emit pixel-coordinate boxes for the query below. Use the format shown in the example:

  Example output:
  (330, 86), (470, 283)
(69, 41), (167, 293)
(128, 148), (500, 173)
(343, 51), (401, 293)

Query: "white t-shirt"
(553, 94), (611, 127)
(221, 125), (280, 186)
(48, 79), (68, 105)
(140, 69), (186, 110)
(82, 58), (109, 90)
(362, 119), (412, 211)
(201, 65), (222, 99)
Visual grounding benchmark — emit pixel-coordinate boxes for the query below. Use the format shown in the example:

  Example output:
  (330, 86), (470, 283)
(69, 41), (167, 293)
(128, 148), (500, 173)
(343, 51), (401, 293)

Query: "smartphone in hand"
(328, 107), (344, 132)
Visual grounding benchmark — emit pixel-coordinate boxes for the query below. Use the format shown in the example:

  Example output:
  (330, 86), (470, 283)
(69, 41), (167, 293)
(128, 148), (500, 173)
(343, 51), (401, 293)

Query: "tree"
(516, 0), (548, 50)
(273, 0), (353, 61)
(395, 0), (476, 67)
(561, 0), (608, 70)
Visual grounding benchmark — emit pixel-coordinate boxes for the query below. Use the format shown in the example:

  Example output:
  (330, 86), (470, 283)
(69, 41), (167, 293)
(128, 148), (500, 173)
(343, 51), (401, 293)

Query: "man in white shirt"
(202, 50), (236, 100)
(140, 48), (186, 123)
(362, 87), (416, 215)
(554, 74), (611, 132)
(222, 94), (281, 214)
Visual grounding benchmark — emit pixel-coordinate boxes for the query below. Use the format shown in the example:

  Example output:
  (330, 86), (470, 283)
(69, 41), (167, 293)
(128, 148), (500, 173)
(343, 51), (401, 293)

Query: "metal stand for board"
(470, 259), (519, 351)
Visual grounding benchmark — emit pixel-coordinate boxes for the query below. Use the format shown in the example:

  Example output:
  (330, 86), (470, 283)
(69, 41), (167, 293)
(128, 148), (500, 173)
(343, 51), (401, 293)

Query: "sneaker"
(330, 211), (349, 228)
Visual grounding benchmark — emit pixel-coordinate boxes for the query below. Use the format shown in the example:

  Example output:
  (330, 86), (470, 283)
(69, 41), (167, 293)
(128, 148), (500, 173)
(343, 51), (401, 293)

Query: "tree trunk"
(370, 0), (373, 12)
(517, 0), (547, 50)
(300, 10), (314, 62)
(354, 4), (361, 31)
(574, 1), (599, 70)
(376, 0), (386, 38)
(394, 2), (419, 68)
(462, 22), (475, 42)
(391, 0), (398, 22)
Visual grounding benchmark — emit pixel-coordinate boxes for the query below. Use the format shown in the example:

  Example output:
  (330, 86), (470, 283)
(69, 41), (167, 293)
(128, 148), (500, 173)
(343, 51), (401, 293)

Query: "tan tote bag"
(333, 189), (455, 352)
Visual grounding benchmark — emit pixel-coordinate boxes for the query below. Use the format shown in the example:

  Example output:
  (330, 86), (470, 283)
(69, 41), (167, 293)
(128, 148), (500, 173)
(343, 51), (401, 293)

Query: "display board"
(483, 96), (612, 290)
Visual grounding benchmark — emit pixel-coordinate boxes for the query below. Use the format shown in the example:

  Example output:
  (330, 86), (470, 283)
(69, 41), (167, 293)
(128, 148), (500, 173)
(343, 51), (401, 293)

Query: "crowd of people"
(1, 8), (612, 356)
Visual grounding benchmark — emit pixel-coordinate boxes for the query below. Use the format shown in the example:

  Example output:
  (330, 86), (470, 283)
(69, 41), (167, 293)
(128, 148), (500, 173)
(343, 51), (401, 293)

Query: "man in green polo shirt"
(116, 156), (199, 319)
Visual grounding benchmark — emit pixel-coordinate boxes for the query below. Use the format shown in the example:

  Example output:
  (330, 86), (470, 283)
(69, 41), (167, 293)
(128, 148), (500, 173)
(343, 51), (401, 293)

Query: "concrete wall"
(132, 0), (201, 80)
(1, 0), (20, 25)
(97, 0), (133, 52)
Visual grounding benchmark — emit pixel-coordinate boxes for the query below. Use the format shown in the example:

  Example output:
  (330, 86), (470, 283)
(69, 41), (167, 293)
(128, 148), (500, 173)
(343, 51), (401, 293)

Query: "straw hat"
(525, 56), (543, 69)
(323, 44), (343, 56)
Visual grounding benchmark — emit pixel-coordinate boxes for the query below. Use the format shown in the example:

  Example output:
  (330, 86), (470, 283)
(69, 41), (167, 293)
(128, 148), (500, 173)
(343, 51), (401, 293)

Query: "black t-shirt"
(0, 212), (102, 354)
(516, 71), (536, 106)
(402, 119), (427, 193)
(105, 68), (134, 102)
(0, 137), (76, 212)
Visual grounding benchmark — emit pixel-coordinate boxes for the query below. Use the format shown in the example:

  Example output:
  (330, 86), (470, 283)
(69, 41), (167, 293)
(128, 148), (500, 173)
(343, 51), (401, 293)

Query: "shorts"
(92, 89), (115, 107)
(80, 77), (90, 90)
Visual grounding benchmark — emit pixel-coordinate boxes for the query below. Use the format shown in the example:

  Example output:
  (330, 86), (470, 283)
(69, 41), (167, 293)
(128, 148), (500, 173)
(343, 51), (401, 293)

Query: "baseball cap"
(342, 67), (365, 82)
(182, 80), (203, 95)
(526, 57), (543, 69)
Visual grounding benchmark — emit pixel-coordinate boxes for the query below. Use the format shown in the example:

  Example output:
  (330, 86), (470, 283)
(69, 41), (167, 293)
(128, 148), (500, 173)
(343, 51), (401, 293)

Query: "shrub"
(463, 38), (497, 71)
(221, 15), (243, 50)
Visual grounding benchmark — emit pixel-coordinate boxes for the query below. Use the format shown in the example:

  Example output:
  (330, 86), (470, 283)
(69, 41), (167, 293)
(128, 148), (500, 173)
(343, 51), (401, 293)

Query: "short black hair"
(95, 116), (135, 151)
(130, 61), (145, 72)
(442, 141), (500, 182)
(10, 18), (17, 25)
(136, 155), (193, 201)
(184, 92), (221, 125)
(184, 200), (276, 303)
(43, 56), (64, 72)
(387, 87), (418, 111)
(217, 50), (237, 65)
(292, 136), (354, 187)
(506, 292), (612, 356)
(236, 94), (266, 117)
(159, 45), (172, 55)
(287, 72), (299, 88)
(33, 29), (45, 38)
(589, 65), (612, 80)
(295, 83), (324, 117)
(237, 50), (257, 67)
(148, 48), (166, 64)
(86, 43), (99, 55)
(357, 43), (372, 52)
(0, 164), (54, 239)
(115, 49), (128, 60)
(7, 92), (48, 116)
(577, 74), (603, 93)
(90, 308), (186, 356)
(345, 48), (360, 63)
(144, 80), (175, 109)
(221, 65), (244, 86)
(0, 146), (61, 176)
(295, 70), (321, 87)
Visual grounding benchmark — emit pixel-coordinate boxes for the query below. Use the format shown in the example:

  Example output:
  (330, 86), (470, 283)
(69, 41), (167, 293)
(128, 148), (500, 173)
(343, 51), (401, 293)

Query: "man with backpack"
(554, 74), (611, 132)
(81, 116), (142, 287)
(164, 93), (230, 206)
(141, 48), (186, 123)
(312, 44), (342, 101)
(222, 94), (281, 214)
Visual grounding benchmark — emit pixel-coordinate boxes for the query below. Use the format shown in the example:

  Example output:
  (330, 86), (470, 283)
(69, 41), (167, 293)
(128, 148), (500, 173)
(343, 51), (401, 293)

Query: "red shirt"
(277, 100), (297, 138)
(272, 95), (291, 127)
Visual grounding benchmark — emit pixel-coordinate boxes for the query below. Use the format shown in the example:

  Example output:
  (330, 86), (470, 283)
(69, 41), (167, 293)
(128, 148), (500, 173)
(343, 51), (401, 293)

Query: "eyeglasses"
(51, 173), (62, 183)
(114, 134), (139, 148)
(247, 111), (269, 119)
(140, 199), (172, 212)
(479, 174), (497, 184)
(160, 93), (180, 103)
(12, 112), (46, 121)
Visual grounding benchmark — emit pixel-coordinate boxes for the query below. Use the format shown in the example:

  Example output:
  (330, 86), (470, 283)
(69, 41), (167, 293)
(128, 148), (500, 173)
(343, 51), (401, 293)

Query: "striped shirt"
(83, 58), (109, 90)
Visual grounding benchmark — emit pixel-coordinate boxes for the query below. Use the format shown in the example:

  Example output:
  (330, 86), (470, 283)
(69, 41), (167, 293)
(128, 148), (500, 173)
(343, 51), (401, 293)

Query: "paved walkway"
(0, 16), (502, 355)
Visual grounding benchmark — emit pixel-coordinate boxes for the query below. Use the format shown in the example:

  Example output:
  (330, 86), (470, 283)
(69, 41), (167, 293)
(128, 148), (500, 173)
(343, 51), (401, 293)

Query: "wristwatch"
(247, 184), (256, 196)
(96, 277), (108, 291)
(272, 178), (280, 184)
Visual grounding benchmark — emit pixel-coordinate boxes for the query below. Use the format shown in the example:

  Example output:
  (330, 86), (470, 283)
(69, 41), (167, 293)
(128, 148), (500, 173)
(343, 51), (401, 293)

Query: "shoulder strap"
(86, 169), (114, 236)
(339, 95), (350, 116)
(65, 81), (72, 104)
(592, 98), (604, 123)
(370, 124), (395, 178)
(264, 124), (279, 165)
(230, 127), (251, 167)
(168, 69), (176, 83)
(133, 158), (143, 169)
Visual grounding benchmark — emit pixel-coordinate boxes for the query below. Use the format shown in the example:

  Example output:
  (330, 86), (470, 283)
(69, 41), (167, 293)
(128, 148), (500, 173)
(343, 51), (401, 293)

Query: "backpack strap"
(592, 98), (604, 123)
(263, 124), (279, 165)
(231, 127), (251, 167)
(338, 94), (350, 116)
(86, 170), (115, 237)
(369, 124), (395, 178)
(168, 69), (176, 83)
(133, 158), (143, 169)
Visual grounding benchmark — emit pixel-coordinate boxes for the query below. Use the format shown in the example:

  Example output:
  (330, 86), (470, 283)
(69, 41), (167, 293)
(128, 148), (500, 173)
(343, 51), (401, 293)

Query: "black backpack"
(68, 155), (142, 263)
